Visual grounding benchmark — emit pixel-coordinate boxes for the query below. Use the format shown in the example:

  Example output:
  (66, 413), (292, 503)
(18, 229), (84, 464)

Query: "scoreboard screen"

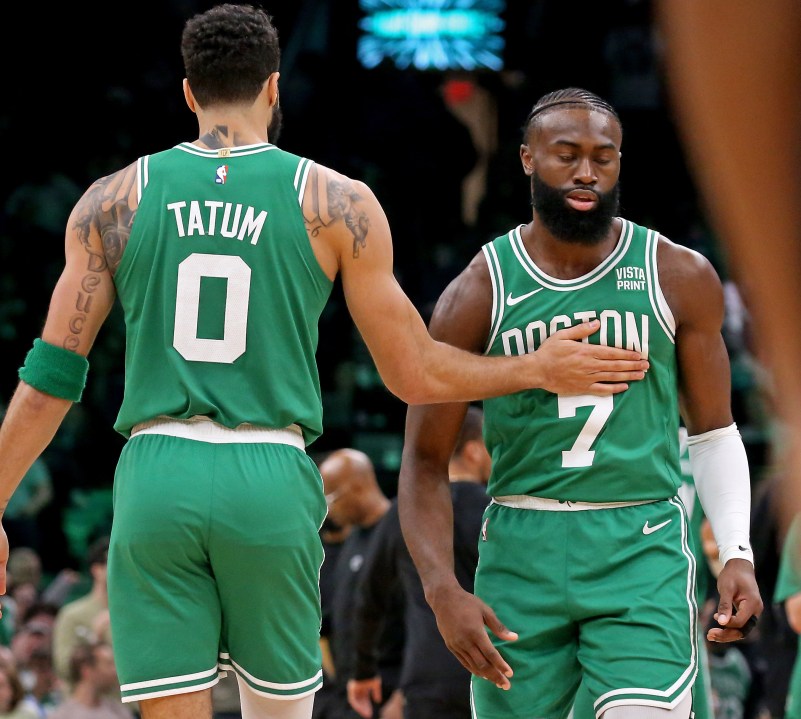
(357, 0), (506, 72)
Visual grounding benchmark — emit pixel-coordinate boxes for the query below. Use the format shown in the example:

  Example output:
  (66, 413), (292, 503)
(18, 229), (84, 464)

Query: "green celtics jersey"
(113, 143), (332, 444)
(482, 219), (680, 502)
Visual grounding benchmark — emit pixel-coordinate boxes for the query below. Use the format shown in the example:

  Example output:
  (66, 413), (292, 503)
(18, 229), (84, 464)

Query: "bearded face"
(531, 170), (620, 245)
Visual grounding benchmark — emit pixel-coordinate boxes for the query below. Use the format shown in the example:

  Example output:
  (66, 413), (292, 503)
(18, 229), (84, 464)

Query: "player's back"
(112, 142), (332, 444)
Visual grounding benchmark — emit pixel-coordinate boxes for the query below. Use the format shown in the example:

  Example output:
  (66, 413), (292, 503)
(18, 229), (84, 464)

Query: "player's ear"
(520, 144), (534, 176)
(183, 79), (198, 113)
(267, 72), (280, 108)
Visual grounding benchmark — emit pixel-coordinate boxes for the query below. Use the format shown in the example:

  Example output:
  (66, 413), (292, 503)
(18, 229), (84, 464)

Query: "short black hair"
(523, 87), (620, 140)
(86, 535), (109, 569)
(181, 3), (281, 107)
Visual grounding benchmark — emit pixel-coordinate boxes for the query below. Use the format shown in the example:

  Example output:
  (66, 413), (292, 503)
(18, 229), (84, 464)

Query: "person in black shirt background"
(316, 449), (403, 719)
(347, 406), (491, 719)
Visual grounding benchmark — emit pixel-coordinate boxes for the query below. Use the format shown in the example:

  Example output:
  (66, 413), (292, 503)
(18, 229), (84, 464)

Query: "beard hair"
(531, 171), (620, 245)
(267, 104), (283, 145)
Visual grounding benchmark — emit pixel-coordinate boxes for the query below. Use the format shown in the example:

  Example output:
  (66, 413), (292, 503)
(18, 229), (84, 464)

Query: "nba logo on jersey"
(215, 165), (229, 185)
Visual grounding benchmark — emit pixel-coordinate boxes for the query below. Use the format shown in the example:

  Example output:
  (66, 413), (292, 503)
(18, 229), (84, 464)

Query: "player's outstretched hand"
(707, 558), (763, 643)
(429, 584), (517, 690)
(536, 320), (649, 396)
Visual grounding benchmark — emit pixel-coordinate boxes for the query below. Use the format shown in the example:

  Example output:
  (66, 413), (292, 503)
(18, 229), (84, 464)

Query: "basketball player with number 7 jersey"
(398, 88), (763, 719)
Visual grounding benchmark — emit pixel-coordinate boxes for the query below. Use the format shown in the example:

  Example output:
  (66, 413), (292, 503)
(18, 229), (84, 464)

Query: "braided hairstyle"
(522, 88), (620, 140)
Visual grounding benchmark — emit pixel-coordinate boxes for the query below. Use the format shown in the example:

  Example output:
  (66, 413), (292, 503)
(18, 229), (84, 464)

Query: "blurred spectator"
(51, 537), (112, 685)
(1, 461), (52, 560)
(48, 641), (132, 719)
(749, 471), (798, 718)
(20, 605), (58, 631)
(4, 550), (43, 635)
(0, 661), (38, 719)
(0, 402), (52, 559)
(315, 475), (353, 719)
(315, 449), (401, 719)
(2, 551), (76, 643)
(347, 406), (491, 719)
(10, 622), (51, 678)
(23, 647), (59, 717)
(707, 638), (752, 719)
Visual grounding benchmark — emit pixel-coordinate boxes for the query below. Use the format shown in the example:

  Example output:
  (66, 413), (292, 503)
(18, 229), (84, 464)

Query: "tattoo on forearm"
(303, 166), (370, 257)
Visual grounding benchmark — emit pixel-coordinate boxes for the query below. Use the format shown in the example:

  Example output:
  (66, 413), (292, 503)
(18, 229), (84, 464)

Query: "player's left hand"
(707, 557), (763, 642)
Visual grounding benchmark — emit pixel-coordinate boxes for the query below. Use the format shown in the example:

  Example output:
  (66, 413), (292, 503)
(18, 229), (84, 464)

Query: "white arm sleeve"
(687, 423), (754, 566)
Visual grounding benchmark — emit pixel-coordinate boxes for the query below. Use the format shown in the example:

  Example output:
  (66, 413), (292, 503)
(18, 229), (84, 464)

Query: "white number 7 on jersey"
(557, 394), (614, 468)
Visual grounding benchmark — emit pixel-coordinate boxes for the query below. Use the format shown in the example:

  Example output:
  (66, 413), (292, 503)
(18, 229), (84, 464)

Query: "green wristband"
(18, 339), (89, 402)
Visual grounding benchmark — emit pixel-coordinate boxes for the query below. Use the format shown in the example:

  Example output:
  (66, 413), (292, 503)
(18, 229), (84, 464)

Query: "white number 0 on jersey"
(173, 253), (252, 364)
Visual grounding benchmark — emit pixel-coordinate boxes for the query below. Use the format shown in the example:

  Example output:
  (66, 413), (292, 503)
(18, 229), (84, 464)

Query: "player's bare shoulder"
(655, 233), (724, 327)
(70, 161), (139, 276)
(301, 163), (378, 260)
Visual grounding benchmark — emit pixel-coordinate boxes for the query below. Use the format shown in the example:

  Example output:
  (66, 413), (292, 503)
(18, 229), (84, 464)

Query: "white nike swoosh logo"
(506, 288), (543, 306)
(642, 519), (672, 535)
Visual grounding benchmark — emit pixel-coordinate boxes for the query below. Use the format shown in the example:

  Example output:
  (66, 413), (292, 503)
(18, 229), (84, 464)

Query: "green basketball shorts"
(471, 496), (698, 719)
(108, 424), (327, 704)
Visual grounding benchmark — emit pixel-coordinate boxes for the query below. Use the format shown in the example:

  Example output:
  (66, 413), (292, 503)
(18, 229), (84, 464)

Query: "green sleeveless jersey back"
(482, 219), (680, 501)
(112, 143), (332, 444)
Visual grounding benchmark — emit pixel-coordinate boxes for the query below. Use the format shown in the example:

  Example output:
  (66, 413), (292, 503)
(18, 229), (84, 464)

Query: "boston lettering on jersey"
(166, 200), (268, 245)
(501, 310), (649, 359)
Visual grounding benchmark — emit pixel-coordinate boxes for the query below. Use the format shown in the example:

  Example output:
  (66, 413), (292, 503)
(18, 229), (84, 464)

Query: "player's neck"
(194, 116), (268, 149)
(522, 217), (622, 280)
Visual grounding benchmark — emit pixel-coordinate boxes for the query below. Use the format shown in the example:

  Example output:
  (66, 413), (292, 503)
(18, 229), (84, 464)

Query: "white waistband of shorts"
(130, 416), (306, 449)
(491, 495), (658, 512)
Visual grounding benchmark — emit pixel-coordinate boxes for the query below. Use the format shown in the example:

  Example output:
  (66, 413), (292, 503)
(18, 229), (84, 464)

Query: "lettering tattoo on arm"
(63, 164), (136, 350)
(303, 166), (370, 258)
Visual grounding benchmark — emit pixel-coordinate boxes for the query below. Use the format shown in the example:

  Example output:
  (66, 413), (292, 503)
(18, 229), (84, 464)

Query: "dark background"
(0, 0), (766, 569)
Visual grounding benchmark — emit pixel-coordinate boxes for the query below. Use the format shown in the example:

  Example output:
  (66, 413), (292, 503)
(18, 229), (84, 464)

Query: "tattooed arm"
(0, 168), (127, 592)
(302, 163), (650, 404)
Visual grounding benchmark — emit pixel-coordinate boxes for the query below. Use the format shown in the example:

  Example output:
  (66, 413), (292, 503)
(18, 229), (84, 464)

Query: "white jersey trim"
(509, 219), (633, 290)
(645, 230), (676, 342)
(482, 240), (506, 355)
(295, 158), (313, 206)
(136, 155), (149, 204)
(175, 142), (278, 158)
